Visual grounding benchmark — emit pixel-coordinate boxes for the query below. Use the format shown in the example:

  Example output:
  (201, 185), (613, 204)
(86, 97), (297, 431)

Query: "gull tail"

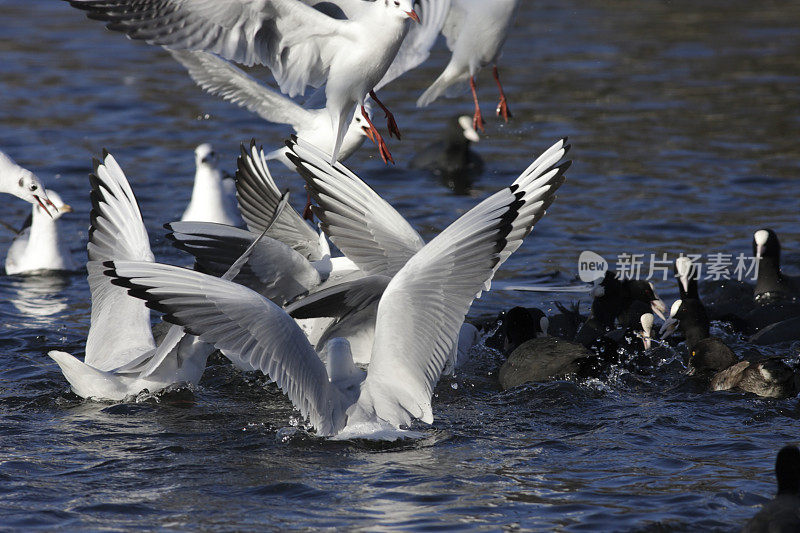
(329, 104), (356, 165)
(48, 350), (131, 401)
(417, 62), (468, 107)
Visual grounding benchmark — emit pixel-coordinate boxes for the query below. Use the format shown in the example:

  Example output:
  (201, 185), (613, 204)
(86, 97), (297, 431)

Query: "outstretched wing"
(235, 140), (325, 260)
(169, 49), (314, 129)
(107, 260), (351, 436)
(67, 0), (351, 96)
(360, 142), (569, 427)
(166, 220), (321, 305)
(85, 151), (156, 371)
(286, 137), (425, 276)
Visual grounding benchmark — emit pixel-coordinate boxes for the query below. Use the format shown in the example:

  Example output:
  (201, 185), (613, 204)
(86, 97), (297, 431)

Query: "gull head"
(384, 0), (419, 23)
(16, 168), (56, 218)
(194, 143), (219, 168)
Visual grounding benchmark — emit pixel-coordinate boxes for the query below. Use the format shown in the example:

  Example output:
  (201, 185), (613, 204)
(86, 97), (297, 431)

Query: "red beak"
(362, 126), (376, 144)
(34, 195), (56, 218)
(406, 10), (420, 23)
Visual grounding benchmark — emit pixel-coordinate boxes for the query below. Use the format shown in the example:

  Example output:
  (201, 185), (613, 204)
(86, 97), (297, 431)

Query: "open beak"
(34, 194), (57, 219)
(650, 299), (667, 321)
(362, 125), (375, 144)
(659, 317), (678, 339)
(406, 9), (420, 23)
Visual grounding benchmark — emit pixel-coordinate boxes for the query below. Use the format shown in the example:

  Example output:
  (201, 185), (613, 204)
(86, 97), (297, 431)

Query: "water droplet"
(451, 382), (458, 390)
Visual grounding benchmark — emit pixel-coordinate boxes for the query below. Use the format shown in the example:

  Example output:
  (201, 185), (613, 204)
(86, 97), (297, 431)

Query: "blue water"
(1, 0), (800, 530)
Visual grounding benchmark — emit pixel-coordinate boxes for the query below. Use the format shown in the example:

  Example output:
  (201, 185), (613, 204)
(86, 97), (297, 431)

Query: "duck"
(410, 115), (483, 193)
(48, 151), (214, 401)
(5, 190), (78, 275)
(181, 144), (243, 226)
(0, 149), (56, 215)
(743, 445), (800, 533)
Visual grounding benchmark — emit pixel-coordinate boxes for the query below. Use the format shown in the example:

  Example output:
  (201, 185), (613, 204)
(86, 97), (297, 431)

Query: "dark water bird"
(663, 298), (798, 398)
(753, 229), (800, 304)
(574, 271), (666, 348)
(410, 115), (483, 193)
(743, 445), (800, 533)
(497, 306), (598, 389)
(661, 298), (737, 376)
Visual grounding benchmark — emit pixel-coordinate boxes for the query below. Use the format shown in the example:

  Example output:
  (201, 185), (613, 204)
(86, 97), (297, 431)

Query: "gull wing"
(107, 260), (351, 436)
(67, 0), (352, 96)
(84, 152), (156, 371)
(286, 137), (425, 276)
(285, 275), (391, 319)
(236, 140), (325, 260)
(169, 49), (314, 129)
(166, 221), (321, 305)
(360, 145), (569, 427)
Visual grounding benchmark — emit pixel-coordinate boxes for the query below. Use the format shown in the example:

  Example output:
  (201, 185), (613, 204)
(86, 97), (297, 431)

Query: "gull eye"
(394, 1), (400, 5)
(30, 184), (37, 191)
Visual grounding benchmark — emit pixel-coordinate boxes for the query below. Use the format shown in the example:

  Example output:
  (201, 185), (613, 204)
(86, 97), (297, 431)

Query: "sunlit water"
(1, 1), (799, 530)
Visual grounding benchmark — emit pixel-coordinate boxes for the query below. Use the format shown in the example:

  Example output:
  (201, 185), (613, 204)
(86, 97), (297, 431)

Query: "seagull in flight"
(417, 0), (520, 131)
(65, 0), (423, 164)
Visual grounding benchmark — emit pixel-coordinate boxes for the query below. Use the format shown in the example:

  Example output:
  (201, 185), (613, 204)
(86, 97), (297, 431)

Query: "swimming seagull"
(0, 149), (56, 216)
(5, 190), (78, 275)
(168, 50), (373, 167)
(65, 0), (423, 164)
(417, 0), (520, 131)
(181, 143), (243, 226)
(48, 151), (215, 400)
(105, 137), (568, 439)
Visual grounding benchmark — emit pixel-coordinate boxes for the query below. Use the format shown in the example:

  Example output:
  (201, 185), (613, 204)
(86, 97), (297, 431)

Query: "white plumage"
(49, 151), (214, 400)
(5, 190), (78, 275)
(181, 143), (243, 226)
(105, 137), (569, 438)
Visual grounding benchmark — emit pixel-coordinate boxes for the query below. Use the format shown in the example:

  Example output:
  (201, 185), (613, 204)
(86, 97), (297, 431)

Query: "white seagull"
(417, 0), (520, 131)
(5, 190), (78, 275)
(169, 50), (373, 167)
(66, 0), (423, 164)
(49, 151), (215, 401)
(0, 149), (56, 215)
(105, 137), (568, 438)
(278, 136), (569, 365)
(181, 143), (243, 226)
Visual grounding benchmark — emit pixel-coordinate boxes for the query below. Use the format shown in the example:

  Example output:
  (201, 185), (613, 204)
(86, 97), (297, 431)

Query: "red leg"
(302, 190), (314, 222)
(469, 76), (485, 133)
(361, 105), (394, 164)
(493, 65), (512, 122)
(369, 90), (401, 140)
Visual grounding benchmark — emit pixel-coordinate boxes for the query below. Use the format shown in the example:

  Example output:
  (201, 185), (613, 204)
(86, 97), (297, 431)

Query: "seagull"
(168, 50), (373, 167)
(277, 136), (568, 365)
(0, 149), (56, 216)
(105, 137), (567, 438)
(5, 190), (78, 275)
(48, 151), (215, 401)
(65, 0), (423, 164)
(417, 0), (520, 131)
(181, 143), (243, 226)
